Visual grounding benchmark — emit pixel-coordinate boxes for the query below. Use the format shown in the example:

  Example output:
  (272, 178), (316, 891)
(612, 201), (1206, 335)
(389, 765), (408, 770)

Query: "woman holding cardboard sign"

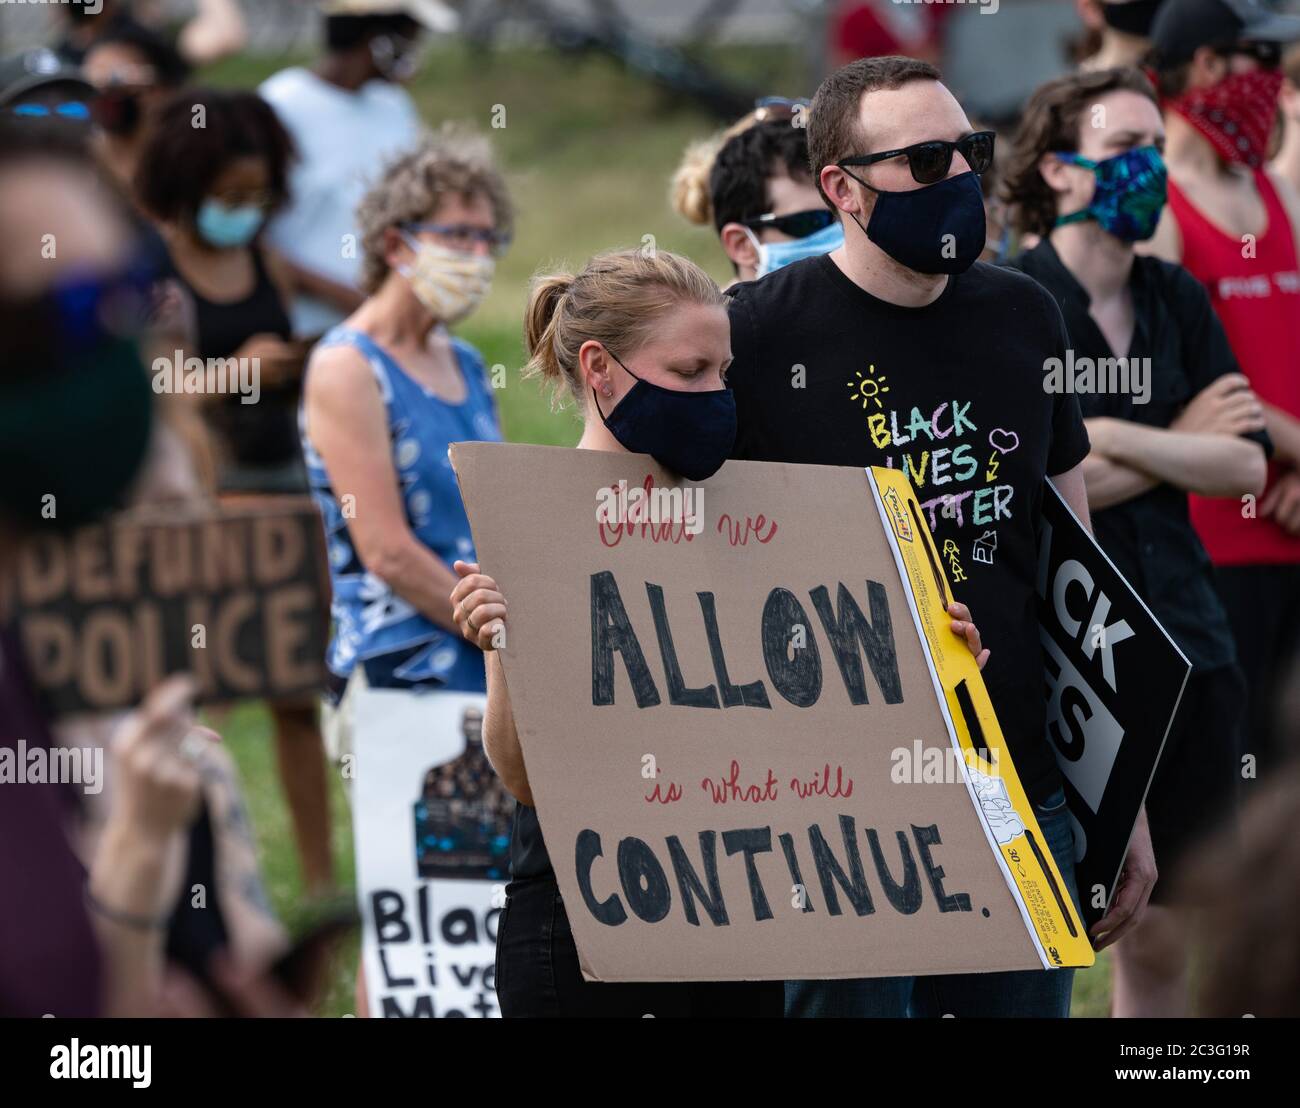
(450, 247), (991, 1018)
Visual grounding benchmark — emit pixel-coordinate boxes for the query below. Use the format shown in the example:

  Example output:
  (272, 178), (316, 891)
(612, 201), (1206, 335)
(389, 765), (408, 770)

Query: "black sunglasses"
(740, 208), (835, 238)
(838, 130), (995, 186)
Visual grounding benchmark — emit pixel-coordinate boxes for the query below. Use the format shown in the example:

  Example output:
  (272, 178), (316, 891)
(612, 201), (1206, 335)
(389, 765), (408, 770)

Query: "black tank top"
(510, 804), (552, 880)
(175, 245), (299, 468)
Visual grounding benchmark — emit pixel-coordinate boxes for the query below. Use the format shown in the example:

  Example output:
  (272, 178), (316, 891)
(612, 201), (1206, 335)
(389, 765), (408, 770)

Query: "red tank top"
(1168, 170), (1300, 565)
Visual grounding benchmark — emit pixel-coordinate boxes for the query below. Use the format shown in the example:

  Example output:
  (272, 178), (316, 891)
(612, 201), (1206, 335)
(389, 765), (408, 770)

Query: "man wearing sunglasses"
(726, 55), (1137, 1018)
(1144, 0), (1300, 791)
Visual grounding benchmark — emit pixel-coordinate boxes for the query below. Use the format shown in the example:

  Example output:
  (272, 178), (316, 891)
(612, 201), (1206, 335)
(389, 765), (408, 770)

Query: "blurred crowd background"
(3, 0), (1299, 1018)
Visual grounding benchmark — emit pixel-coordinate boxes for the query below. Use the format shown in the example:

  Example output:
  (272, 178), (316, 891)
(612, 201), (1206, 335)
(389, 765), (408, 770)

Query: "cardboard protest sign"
(451, 443), (1094, 981)
(1038, 481), (1190, 928)
(352, 685), (507, 1018)
(2, 497), (329, 715)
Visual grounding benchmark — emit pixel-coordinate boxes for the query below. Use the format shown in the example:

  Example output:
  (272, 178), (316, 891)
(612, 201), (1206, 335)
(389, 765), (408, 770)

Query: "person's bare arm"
(449, 561), (532, 804)
(1086, 417), (1267, 499)
(174, 0), (246, 66)
(1080, 427), (1160, 510)
(482, 651), (531, 805)
(277, 255), (366, 317)
(304, 345), (461, 632)
(176, 0), (248, 66)
(262, 246), (298, 317)
(1049, 460), (1093, 533)
(1264, 403), (1300, 467)
(89, 676), (209, 1017)
(1082, 371), (1269, 507)
(1262, 471), (1300, 534)
(1267, 167), (1300, 262)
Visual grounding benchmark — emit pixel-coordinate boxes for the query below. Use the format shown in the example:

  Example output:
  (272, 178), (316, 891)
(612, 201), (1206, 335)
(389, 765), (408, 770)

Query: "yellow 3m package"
(868, 466), (1094, 970)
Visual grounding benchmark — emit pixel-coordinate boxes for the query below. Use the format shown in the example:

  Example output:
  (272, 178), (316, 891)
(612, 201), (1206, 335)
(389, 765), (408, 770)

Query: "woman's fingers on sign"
(450, 569), (508, 649)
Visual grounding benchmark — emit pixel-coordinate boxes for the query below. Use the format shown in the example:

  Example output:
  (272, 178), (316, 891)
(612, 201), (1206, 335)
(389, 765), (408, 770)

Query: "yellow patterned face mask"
(398, 235), (495, 324)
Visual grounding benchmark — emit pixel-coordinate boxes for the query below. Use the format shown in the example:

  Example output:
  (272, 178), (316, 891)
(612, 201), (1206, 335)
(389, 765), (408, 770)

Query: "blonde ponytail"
(522, 272), (574, 387)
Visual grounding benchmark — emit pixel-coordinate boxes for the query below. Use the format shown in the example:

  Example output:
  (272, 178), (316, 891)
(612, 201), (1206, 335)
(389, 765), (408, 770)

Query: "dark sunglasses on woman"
(838, 130), (995, 187)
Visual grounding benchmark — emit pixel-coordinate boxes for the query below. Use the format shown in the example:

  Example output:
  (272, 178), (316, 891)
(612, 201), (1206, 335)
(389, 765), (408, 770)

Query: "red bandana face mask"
(1165, 68), (1284, 169)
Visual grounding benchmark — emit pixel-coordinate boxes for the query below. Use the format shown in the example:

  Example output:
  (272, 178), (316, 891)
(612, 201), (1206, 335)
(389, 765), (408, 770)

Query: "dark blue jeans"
(784, 787), (1082, 1018)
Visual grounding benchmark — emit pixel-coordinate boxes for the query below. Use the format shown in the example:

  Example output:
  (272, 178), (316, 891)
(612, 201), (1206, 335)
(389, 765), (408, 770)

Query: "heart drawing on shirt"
(988, 428), (1020, 455)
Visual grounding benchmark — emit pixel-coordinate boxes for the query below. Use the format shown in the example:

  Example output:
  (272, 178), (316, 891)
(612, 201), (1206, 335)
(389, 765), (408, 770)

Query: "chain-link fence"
(0, 0), (807, 56)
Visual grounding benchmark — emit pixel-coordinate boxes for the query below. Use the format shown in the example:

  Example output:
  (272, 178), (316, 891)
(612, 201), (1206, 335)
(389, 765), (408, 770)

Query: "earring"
(601, 384), (613, 397)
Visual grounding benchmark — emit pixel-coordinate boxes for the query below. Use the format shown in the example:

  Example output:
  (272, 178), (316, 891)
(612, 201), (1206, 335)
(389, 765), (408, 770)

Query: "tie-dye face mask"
(1053, 144), (1168, 243)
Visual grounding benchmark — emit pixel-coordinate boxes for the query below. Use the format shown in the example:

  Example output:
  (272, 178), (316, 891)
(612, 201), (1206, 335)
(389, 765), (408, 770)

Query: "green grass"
(203, 41), (1114, 1018)
(211, 701), (359, 1017)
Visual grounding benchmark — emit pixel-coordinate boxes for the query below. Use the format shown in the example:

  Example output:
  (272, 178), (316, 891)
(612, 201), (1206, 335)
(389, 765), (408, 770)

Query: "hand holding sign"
(451, 560), (507, 651)
(946, 600), (990, 670)
(1088, 806), (1157, 951)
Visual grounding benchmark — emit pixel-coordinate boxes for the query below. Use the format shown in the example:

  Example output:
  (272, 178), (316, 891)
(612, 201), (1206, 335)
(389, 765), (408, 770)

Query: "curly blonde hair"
(669, 108), (773, 226)
(356, 125), (513, 294)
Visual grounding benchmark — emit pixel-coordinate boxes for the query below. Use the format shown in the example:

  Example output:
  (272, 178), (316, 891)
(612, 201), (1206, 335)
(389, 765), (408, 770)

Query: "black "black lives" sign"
(1038, 481), (1190, 929)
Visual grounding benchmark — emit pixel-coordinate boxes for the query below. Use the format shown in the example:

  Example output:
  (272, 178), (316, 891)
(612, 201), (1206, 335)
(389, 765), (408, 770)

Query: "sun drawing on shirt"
(847, 363), (890, 410)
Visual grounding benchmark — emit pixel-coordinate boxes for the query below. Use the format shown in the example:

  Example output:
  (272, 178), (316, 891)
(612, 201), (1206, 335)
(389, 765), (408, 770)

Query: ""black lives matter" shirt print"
(726, 253), (1090, 803)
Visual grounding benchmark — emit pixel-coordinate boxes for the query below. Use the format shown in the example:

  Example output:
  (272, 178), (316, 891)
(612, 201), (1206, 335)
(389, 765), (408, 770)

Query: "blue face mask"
(747, 219), (845, 277)
(195, 198), (266, 248)
(842, 169), (986, 275)
(1053, 145), (1167, 243)
(595, 350), (736, 481)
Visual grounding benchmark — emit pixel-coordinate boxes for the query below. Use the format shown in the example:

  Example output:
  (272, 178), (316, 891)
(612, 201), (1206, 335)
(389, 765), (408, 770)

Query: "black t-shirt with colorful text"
(726, 254), (1090, 803)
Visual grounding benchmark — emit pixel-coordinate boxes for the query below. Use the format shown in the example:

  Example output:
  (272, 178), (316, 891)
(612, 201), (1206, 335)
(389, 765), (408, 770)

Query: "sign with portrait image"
(352, 686), (510, 1018)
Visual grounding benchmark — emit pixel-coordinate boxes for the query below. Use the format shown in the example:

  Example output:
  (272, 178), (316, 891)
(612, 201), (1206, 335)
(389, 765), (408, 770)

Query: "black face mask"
(0, 261), (156, 531)
(0, 336), (153, 531)
(1101, 0), (1164, 36)
(844, 170), (987, 275)
(594, 350), (736, 481)
(91, 89), (143, 137)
